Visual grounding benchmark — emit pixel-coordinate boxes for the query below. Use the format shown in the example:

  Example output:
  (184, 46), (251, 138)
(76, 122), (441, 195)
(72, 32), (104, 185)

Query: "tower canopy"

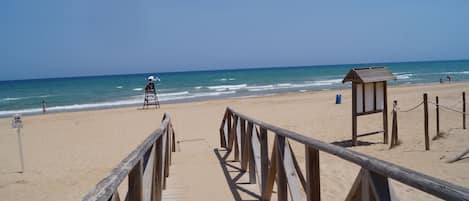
(342, 67), (396, 83)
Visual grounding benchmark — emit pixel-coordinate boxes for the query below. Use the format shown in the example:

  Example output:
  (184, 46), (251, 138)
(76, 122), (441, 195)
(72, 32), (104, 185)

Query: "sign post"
(11, 114), (24, 173)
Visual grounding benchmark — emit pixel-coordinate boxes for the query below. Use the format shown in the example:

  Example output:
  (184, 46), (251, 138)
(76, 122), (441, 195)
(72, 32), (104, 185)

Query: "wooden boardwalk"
(83, 110), (469, 201)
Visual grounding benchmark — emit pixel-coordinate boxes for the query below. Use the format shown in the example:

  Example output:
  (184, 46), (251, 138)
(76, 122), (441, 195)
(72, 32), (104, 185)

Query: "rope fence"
(391, 91), (468, 150)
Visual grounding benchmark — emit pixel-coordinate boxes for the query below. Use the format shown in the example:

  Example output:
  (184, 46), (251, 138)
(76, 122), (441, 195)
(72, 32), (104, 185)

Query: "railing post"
(306, 145), (320, 201)
(276, 135), (287, 201)
(247, 122), (256, 184)
(151, 138), (163, 201)
(259, 127), (269, 197)
(128, 160), (143, 201)
(423, 93), (429, 151)
(241, 119), (248, 171)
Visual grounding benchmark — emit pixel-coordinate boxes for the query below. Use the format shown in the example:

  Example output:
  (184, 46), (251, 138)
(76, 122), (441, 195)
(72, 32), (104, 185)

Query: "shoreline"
(0, 80), (463, 119)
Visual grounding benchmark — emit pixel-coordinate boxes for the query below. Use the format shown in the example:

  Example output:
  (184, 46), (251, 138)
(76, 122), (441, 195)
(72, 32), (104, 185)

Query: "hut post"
(463, 92), (466, 130)
(383, 81), (388, 144)
(436, 96), (440, 136)
(423, 93), (429, 151)
(352, 82), (358, 146)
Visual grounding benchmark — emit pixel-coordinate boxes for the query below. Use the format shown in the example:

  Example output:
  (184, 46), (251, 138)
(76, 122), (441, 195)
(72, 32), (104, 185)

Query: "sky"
(1, 1), (469, 81)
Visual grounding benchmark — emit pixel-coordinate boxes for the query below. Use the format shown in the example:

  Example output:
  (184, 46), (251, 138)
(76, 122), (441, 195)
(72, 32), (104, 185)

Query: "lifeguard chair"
(342, 67), (396, 146)
(143, 76), (160, 109)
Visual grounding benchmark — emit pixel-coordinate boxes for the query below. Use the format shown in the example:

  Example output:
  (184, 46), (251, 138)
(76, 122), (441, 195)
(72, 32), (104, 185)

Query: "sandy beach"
(1, 82), (468, 201)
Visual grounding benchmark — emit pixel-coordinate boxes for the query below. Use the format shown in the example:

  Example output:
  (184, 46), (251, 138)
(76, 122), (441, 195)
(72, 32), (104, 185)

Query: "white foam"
(395, 73), (413, 80)
(116, 86), (123, 89)
(194, 86), (202, 90)
(0, 99), (143, 117)
(159, 91), (190, 97)
(133, 88), (143, 91)
(207, 84), (247, 91)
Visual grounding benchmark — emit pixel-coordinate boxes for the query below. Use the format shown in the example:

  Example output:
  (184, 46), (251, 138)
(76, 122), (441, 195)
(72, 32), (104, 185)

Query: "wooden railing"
(83, 113), (176, 201)
(219, 107), (469, 201)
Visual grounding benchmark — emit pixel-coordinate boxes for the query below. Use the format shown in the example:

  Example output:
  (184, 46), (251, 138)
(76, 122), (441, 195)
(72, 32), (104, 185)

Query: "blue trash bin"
(336, 94), (342, 104)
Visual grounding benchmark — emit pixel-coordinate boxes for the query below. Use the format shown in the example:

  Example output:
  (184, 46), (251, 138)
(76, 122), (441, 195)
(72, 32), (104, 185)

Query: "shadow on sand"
(214, 148), (262, 201)
(330, 139), (376, 148)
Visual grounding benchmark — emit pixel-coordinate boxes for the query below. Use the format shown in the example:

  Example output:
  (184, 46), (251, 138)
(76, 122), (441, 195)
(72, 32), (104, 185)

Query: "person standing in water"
(446, 75), (452, 83)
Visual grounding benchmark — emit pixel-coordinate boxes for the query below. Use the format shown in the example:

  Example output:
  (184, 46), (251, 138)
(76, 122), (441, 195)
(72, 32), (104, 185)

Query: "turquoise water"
(1, 60), (469, 117)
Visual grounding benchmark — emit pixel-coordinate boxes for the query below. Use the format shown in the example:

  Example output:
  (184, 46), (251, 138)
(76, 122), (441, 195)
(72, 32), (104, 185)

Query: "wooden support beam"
(251, 124), (262, 188)
(352, 83), (358, 146)
(259, 127), (269, 197)
(383, 82), (389, 144)
(280, 140), (304, 201)
(109, 191), (121, 201)
(463, 92), (466, 129)
(305, 145), (320, 201)
(128, 160), (143, 201)
(247, 122), (256, 184)
(262, 137), (277, 201)
(423, 93), (430, 151)
(151, 138), (163, 201)
(241, 119), (248, 171)
(276, 135), (288, 201)
(436, 96), (440, 136)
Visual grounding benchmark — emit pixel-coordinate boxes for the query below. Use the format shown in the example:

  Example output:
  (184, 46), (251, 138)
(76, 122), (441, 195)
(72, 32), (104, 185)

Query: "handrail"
(83, 113), (176, 201)
(220, 107), (469, 201)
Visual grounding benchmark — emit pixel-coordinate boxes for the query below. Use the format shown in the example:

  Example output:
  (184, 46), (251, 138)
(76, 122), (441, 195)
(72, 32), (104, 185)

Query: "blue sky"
(1, 1), (469, 80)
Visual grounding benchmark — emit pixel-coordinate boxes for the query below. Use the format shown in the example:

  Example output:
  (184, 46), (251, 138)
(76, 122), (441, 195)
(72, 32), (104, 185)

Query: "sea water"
(1, 60), (469, 117)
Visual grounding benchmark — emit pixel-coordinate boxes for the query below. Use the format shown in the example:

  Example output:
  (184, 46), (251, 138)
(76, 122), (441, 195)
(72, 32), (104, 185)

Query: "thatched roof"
(342, 67), (396, 83)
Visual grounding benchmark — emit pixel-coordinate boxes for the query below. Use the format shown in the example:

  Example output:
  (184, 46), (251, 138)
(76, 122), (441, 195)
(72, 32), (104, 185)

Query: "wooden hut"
(342, 67), (396, 146)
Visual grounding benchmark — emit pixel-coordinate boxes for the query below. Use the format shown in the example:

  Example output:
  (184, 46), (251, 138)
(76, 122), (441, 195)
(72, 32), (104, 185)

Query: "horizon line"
(1, 58), (468, 82)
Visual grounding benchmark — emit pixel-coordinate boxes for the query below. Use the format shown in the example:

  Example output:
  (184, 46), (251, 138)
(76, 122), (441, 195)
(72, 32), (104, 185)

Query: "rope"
(429, 101), (469, 115)
(396, 101), (424, 113)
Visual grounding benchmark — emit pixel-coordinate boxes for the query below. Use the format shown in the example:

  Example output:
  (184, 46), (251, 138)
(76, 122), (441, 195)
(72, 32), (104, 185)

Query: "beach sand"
(1, 82), (468, 201)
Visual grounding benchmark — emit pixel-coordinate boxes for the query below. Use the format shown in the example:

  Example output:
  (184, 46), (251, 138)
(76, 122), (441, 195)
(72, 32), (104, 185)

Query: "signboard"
(356, 82), (384, 114)
(11, 114), (23, 128)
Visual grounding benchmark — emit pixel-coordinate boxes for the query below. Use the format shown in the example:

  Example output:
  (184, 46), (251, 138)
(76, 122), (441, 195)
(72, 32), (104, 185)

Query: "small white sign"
(11, 114), (23, 128)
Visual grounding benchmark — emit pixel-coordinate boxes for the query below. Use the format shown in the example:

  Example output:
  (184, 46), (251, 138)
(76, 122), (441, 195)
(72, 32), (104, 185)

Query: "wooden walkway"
(162, 137), (263, 201)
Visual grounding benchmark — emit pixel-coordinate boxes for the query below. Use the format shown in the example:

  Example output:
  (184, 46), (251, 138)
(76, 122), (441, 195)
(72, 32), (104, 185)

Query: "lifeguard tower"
(342, 67), (396, 146)
(143, 76), (160, 109)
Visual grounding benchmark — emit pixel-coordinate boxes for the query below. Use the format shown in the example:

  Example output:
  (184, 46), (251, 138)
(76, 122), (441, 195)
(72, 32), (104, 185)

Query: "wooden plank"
(361, 170), (370, 201)
(276, 135), (288, 201)
(127, 160), (143, 201)
(142, 144), (156, 201)
(161, 128), (167, 190)
(259, 127), (269, 194)
(289, 143), (306, 191)
(151, 138), (163, 201)
(368, 171), (393, 201)
(109, 191), (121, 201)
(241, 119), (249, 171)
(235, 116), (241, 161)
(247, 122), (256, 184)
(251, 124), (262, 189)
(281, 139), (304, 201)
(305, 145), (320, 201)
(345, 169), (364, 201)
(262, 137), (277, 201)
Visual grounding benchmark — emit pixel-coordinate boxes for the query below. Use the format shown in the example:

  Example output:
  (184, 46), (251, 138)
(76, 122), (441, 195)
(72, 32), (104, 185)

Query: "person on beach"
(440, 78), (443, 84)
(42, 100), (46, 114)
(447, 75), (452, 83)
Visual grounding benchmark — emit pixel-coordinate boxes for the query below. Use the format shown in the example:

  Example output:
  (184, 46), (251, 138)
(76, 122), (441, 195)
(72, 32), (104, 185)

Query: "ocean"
(1, 60), (469, 117)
